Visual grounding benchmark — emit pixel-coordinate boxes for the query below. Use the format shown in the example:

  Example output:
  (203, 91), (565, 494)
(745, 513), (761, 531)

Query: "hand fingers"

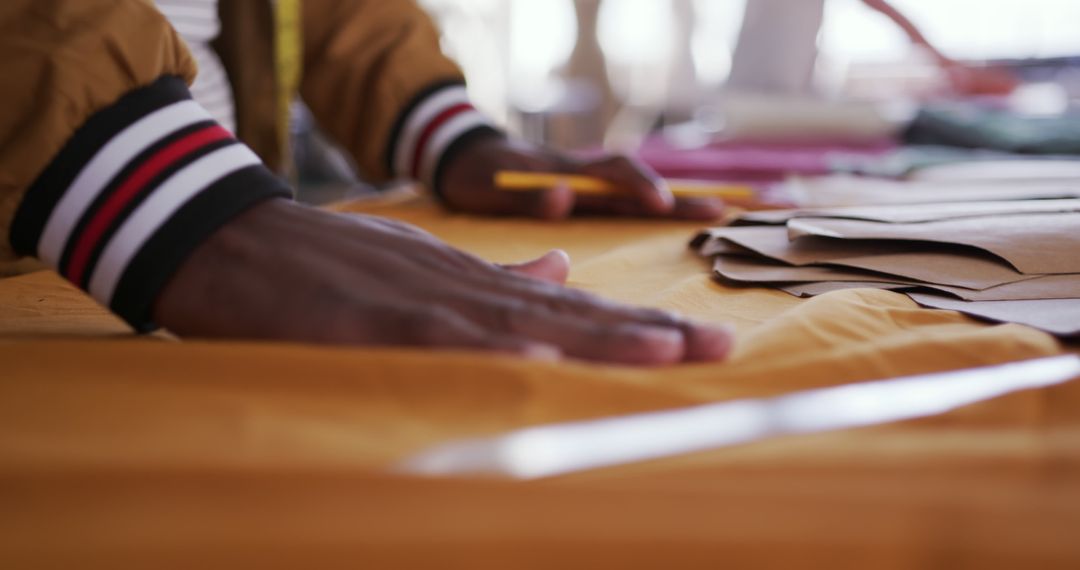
(495, 284), (734, 362)
(671, 197), (726, 220)
(572, 194), (651, 217)
(526, 293), (733, 362)
(330, 217), (732, 363)
(449, 181), (576, 220)
(577, 155), (674, 215)
(573, 194), (726, 220)
(343, 304), (563, 361)
(427, 264), (734, 363)
(500, 249), (571, 284)
(678, 322), (735, 362)
(445, 296), (687, 366)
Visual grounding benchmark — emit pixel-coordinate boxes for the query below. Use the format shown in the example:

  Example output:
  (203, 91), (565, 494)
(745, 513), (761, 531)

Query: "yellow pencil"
(494, 171), (757, 201)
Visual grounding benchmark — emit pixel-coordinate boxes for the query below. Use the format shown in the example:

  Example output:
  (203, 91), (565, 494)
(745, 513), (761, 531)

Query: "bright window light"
(822, 0), (1080, 62)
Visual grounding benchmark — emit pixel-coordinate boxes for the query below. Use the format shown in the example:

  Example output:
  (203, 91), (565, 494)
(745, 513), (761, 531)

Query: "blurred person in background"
(158, 0), (725, 221)
(729, 0), (1019, 97)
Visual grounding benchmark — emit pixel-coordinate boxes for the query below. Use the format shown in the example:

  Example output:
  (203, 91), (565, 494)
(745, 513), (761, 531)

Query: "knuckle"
(534, 289), (587, 315)
(483, 300), (533, 332)
(390, 306), (460, 344)
(636, 307), (681, 326)
(582, 322), (625, 350)
(378, 218), (437, 240)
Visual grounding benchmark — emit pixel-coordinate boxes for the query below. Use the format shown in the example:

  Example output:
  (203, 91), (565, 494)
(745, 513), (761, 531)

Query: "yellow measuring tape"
(274, 0), (302, 179)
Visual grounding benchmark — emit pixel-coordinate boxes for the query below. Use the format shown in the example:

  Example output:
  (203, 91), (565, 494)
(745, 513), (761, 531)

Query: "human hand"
(152, 198), (733, 365)
(438, 134), (726, 221)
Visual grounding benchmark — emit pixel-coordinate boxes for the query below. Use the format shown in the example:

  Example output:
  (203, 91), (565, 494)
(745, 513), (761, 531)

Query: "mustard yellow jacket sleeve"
(0, 0), (196, 262)
(301, 0), (499, 190)
(1, 0), (290, 329)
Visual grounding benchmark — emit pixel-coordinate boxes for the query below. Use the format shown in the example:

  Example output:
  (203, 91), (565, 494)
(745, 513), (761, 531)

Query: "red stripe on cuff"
(64, 124), (234, 284)
(410, 103), (474, 180)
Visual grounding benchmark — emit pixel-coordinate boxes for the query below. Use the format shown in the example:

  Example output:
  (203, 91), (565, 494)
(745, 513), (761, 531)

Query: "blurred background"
(297, 0), (1080, 200)
(415, 0), (1080, 148)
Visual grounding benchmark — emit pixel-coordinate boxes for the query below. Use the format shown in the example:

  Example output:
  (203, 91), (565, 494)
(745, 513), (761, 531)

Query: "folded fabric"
(715, 255), (1080, 302)
(713, 255), (924, 287)
(910, 159), (1080, 183)
(786, 175), (1080, 208)
(696, 226), (1032, 290)
(695, 201), (1080, 337)
(781, 281), (909, 297)
(827, 145), (1066, 178)
(908, 294), (1080, 338)
(737, 198), (1080, 225)
(788, 213), (1080, 274)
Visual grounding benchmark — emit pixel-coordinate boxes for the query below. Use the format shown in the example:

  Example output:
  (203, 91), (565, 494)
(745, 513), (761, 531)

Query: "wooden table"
(1, 194), (1077, 568)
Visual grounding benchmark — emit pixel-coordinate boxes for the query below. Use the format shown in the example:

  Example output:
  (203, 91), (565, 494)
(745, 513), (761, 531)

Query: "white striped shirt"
(155, 0), (237, 134)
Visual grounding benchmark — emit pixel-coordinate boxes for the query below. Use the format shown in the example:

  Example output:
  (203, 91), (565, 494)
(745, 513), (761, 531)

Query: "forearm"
(2, 0), (289, 329)
(299, 0), (498, 190)
(0, 0), (198, 262)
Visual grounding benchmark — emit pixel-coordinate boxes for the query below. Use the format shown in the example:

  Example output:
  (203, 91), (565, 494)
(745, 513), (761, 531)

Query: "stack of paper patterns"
(692, 199), (1080, 338)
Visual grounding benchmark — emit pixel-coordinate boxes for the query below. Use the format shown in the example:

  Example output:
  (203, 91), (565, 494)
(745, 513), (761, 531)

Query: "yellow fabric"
(275, 0), (303, 179)
(0, 0), (196, 262)
(1, 196), (1077, 567)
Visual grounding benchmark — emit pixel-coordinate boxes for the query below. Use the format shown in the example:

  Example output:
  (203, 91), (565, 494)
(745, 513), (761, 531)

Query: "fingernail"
(546, 249), (571, 264)
(684, 321), (736, 361)
(626, 325), (685, 354)
(656, 309), (683, 322)
(521, 343), (563, 362)
(691, 320), (735, 335)
(629, 325), (687, 365)
(648, 178), (673, 209)
(690, 321), (736, 342)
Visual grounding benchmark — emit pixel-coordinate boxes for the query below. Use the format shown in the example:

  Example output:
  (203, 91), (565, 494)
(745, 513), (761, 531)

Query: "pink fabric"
(635, 136), (896, 184)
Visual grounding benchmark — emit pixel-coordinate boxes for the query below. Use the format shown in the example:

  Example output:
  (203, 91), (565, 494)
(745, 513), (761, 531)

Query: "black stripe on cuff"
(430, 125), (503, 201)
(110, 165), (291, 332)
(58, 123), (232, 288)
(383, 79), (467, 177)
(10, 75), (193, 256)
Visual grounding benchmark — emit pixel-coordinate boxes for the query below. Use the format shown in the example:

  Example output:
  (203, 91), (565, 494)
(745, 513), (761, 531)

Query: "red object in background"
(636, 135), (896, 184)
(633, 136), (896, 209)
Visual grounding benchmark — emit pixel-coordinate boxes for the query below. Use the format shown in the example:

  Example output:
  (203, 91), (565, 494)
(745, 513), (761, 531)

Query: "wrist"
(386, 82), (501, 194)
(433, 128), (506, 199)
(10, 76), (291, 332)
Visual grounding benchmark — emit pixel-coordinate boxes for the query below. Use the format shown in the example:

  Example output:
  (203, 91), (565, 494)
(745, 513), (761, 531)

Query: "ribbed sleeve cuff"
(386, 81), (500, 197)
(9, 75), (291, 331)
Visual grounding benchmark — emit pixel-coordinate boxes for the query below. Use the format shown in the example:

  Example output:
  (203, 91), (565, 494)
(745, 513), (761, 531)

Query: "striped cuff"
(10, 76), (291, 331)
(387, 82), (500, 196)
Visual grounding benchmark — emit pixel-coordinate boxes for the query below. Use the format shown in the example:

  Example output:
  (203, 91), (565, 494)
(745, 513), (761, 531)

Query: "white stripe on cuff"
(392, 85), (471, 178)
(38, 100), (211, 267)
(417, 110), (491, 186)
(88, 144), (261, 304)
